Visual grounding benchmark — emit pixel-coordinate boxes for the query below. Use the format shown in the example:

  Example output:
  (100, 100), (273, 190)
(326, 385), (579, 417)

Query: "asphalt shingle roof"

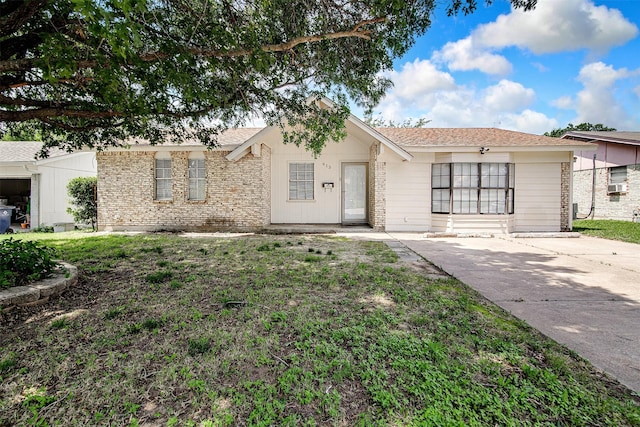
(128, 128), (263, 147)
(0, 141), (43, 162)
(376, 127), (595, 148)
(563, 131), (640, 146)
(0, 141), (77, 163)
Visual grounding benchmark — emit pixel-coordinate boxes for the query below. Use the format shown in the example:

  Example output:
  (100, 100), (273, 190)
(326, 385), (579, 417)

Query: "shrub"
(67, 176), (97, 230)
(0, 238), (60, 289)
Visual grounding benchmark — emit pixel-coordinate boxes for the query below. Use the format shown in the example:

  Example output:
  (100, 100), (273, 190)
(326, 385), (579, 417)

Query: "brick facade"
(574, 164), (640, 221)
(97, 147), (271, 231)
(561, 162), (570, 231)
(368, 144), (386, 230)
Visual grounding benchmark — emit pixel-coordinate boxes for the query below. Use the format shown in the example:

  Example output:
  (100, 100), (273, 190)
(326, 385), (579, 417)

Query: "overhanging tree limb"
(0, 18), (383, 73)
(1, 0), (537, 155)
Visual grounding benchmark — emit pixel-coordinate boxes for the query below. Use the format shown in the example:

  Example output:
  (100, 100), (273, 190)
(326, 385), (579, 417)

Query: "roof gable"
(226, 98), (413, 162)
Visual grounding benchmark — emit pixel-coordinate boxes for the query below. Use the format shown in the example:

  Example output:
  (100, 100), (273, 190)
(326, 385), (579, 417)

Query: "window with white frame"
(155, 158), (172, 200)
(289, 163), (314, 200)
(188, 158), (206, 200)
(432, 163), (514, 214)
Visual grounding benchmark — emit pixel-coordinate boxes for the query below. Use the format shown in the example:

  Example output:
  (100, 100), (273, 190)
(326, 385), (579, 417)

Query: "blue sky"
(357, 0), (640, 134)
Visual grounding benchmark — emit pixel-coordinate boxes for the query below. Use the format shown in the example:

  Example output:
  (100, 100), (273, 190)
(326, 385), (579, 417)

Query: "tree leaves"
(1, 0), (537, 155)
(544, 123), (617, 138)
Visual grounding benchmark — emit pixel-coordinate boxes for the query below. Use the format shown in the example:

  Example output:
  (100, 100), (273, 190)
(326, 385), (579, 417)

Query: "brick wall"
(368, 144), (386, 230)
(574, 165), (640, 221)
(97, 148), (270, 231)
(561, 162), (570, 231)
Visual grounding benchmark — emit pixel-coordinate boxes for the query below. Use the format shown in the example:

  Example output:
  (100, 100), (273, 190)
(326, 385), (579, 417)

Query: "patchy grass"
(0, 233), (638, 426)
(573, 219), (640, 244)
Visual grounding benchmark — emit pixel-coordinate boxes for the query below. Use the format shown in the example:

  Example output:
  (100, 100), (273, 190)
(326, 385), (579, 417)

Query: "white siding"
(385, 160), (430, 231)
(270, 125), (371, 224)
(431, 214), (514, 233)
(38, 153), (97, 225)
(514, 162), (561, 232)
(0, 153), (96, 226)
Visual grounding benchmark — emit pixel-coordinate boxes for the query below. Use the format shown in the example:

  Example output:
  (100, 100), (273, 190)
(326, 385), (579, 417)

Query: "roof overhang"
(562, 132), (640, 146)
(226, 97), (413, 162)
(0, 161), (35, 167)
(225, 126), (279, 161)
(404, 144), (597, 153)
(103, 144), (240, 153)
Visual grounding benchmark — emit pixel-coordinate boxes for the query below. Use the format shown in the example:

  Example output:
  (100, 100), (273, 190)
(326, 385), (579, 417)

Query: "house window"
(609, 166), (627, 184)
(188, 159), (206, 200)
(432, 163), (514, 214)
(289, 163), (314, 200)
(155, 158), (172, 200)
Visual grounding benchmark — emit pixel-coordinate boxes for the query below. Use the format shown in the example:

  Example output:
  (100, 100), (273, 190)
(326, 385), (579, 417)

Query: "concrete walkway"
(342, 232), (640, 392)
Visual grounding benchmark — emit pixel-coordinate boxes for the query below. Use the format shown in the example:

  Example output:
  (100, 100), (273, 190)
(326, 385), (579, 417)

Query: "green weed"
(188, 338), (211, 356)
(145, 271), (173, 284)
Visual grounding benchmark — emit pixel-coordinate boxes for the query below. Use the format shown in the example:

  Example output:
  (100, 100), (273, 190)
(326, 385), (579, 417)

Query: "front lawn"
(1, 233), (638, 426)
(573, 219), (640, 244)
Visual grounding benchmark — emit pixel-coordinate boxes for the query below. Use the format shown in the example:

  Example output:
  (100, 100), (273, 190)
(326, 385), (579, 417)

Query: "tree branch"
(0, 108), (122, 122)
(0, 0), (48, 35)
(0, 17), (387, 72)
(41, 117), (124, 132)
(0, 93), (72, 108)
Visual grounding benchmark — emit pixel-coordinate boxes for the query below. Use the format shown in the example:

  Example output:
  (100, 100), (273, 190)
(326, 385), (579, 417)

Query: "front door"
(342, 163), (368, 224)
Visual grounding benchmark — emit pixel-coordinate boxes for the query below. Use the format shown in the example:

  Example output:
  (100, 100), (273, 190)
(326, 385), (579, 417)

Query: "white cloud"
(634, 85), (640, 98)
(532, 62), (549, 73)
(499, 110), (558, 134)
(577, 61), (632, 87)
(474, 0), (638, 54)
(572, 62), (638, 128)
(374, 67), (556, 134)
(551, 96), (574, 109)
(482, 80), (535, 112)
(375, 59), (458, 121)
(433, 38), (512, 75)
(432, 0), (637, 75)
(384, 58), (456, 101)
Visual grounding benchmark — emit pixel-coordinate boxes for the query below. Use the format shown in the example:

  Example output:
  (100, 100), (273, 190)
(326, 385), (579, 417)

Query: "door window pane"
(343, 164), (367, 221)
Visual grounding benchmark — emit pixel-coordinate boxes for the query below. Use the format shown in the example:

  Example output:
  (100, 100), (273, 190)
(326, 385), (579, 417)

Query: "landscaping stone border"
(0, 262), (78, 308)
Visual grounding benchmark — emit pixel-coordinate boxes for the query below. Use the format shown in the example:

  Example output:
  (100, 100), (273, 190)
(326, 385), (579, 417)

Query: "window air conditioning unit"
(607, 183), (627, 194)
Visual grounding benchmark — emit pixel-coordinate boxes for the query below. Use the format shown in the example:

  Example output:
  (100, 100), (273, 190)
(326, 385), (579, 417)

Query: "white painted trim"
(227, 97), (413, 162)
(287, 160), (316, 202)
(226, 127), (276, 161)
(34, 150), (93, 166)
(404, 145), (597, 153)
(318, 97), (412, 161)
(105, 144), (239, 153)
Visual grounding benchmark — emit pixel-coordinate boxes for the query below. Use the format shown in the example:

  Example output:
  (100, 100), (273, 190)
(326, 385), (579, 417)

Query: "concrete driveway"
(384, 234), (640, 392)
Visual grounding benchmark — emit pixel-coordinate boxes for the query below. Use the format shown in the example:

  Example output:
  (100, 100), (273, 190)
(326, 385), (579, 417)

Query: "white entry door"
(342, 163), (368, 224)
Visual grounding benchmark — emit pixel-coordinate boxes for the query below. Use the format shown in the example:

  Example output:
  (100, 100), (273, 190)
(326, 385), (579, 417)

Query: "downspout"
(576, 153), (596, 220)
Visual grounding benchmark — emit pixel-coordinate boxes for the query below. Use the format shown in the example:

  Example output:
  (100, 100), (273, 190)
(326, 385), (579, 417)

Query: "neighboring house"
(97, 104), (594, 233)
(563, 131), (640, 221)
(0, 141), (97, 227)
